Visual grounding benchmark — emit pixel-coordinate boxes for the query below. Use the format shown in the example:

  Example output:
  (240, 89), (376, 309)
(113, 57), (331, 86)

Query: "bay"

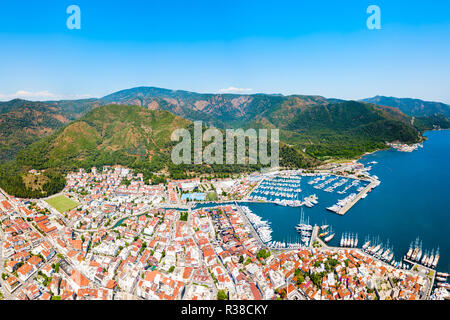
(245, 130), (450, 272)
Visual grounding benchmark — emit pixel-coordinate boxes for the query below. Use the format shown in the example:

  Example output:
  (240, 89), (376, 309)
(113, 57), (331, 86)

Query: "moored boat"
(324, 233), (335, 243)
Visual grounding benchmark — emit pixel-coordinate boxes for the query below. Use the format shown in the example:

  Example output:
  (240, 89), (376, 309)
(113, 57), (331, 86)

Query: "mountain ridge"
(0, 103), (319, 198)
(0, 86), (448, 163)
(362, 95), (450, 117)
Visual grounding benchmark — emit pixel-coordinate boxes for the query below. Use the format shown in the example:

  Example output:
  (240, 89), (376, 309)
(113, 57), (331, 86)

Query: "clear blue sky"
(0, 0), (449, 103)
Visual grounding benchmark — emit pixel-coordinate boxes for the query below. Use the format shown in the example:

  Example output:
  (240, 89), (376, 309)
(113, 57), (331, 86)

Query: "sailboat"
(416, 240), (423, 262)
(324, 226), (335, 243)
(406, 242), (413, 260)
(427, 249), (435, 267)
(421, 250), (428, 265)
(432, 247), (440, 268)
(362, 235), (371, 251)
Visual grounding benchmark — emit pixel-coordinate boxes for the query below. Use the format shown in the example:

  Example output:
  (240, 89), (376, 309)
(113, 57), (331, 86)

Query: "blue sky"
(0, 0), (449, 103)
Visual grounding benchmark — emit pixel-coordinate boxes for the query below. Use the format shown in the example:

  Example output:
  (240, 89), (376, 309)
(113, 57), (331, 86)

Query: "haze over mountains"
(362, 96), (450, 118)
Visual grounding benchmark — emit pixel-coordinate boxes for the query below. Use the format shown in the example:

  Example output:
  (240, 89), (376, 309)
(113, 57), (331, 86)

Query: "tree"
(257, 249), (270, 260)
(180, 212), (189, 221)
(121, 178), (131, 187)
(217, 290), (228, 300)
(296, 275), (305, 285)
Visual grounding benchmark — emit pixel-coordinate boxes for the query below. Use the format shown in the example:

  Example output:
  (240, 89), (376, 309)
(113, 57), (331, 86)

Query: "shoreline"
(323, 127), (447, 167)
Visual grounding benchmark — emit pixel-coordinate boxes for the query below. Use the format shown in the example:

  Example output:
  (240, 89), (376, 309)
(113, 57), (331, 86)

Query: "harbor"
(194, 131), (450, 273)
(328, 179), (380, 215)
(247, 172), (376, 216)
(403, 237), (440, 270)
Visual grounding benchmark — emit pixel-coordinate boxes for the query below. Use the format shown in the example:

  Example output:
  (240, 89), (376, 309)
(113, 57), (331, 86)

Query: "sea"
(196, 130), (450, 272)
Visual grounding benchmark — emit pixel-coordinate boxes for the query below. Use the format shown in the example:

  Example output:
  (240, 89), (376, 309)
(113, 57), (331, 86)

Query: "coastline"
(325, 127), (447, 167)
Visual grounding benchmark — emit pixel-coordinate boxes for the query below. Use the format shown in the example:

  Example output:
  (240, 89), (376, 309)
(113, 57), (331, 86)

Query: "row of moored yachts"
(241, 206), (273, 244)
(340, 232), (359, 248)
(404, 237), (440, 269)
(362, 237), (398, 266)
(294, 210), (313, 246)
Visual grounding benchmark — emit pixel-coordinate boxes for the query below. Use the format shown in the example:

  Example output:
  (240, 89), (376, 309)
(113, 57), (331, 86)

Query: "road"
(233, 201), (269, 250)
(0, 231), (14, 300)
(0, 187), (66, 299)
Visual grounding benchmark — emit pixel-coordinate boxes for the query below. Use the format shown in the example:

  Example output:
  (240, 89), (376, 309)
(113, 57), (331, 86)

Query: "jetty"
(309, 225), (329, 248)
(335, 179), (378, 215)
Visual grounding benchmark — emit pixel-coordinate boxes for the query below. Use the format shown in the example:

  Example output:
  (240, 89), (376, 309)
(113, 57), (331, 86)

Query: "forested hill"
(280, 101), (422, 159)
(362, 96), (450, 118)
(0, 104), (318, 198)
(0, 98), (98, 161)
(1, 87), (448, 162)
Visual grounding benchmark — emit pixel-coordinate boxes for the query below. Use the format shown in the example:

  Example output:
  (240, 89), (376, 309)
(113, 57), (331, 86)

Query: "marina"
(403, 237), (440, 269)
(194, 130), (449, 273)
(327, 179), (380, 215)
(248, 173), (373, 214)
(239, 130), (450, 272)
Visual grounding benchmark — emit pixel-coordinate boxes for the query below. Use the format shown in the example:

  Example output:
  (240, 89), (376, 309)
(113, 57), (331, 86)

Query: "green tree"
(217, 290), (228, 300)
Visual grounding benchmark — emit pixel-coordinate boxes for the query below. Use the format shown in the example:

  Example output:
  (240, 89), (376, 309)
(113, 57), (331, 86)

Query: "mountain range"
(0, 87), (449, 198)
(0, 98), (99, 161)
(1, 87), (449, 162)
(362, 96), (450, 118)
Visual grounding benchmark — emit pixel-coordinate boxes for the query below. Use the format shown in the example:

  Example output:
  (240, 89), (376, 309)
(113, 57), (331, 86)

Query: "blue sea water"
(240, 130), (449, 272)
(193, 130), (449, 271)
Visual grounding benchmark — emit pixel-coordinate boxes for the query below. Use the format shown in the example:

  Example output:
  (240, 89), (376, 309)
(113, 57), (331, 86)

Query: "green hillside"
(0, 98), (98, 161)
(0, 104), (318, 198)
(15, 104), (191, 170)
(1, 87), (445, 165)
(362, 96), (450, 117)
(283, 101), (421, 159)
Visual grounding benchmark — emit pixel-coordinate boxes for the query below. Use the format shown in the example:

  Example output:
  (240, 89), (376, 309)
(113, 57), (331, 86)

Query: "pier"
(309, 225), (319, 247)
(309, 225), (327, 248)
(336, 179), (377, 215)
(309, 225), (329, 248)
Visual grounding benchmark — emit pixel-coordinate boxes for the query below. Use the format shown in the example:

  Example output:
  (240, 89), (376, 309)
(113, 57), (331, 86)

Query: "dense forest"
(0, 96), (447, 199)
(413, 114), (450, 132)
(0, 162), (66, 198)
(0, 104), (318, 198)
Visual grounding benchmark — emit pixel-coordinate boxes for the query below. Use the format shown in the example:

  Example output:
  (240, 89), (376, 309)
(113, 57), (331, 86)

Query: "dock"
(309, 225), (319, 246)
(336, 179), (377, 215)
(309, 225), (329, 248)
(234, 201), (269, 250)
